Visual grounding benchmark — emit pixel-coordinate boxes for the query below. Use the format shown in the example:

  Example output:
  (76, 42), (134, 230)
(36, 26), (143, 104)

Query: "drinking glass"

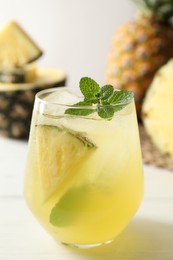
(24, 87), (144, 248)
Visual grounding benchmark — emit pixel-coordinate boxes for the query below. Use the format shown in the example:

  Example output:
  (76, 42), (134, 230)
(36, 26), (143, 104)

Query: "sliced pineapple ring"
(36, 125), (96, 202)
(0, 20), (42, 68)
(0, 68), (66, 91)
(142, 59), (173, 158)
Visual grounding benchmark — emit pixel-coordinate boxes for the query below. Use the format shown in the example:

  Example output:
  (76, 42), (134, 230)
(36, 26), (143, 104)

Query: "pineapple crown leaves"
(65, 77), (134, 120)
(132, 0), (173, 24)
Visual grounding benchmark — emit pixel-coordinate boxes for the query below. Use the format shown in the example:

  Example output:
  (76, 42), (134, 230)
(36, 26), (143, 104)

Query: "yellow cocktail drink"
(24, 81), (143, 248)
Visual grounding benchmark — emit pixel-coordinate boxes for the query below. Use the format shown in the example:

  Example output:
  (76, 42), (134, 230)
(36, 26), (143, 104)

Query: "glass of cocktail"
(24, 77), (144, 248)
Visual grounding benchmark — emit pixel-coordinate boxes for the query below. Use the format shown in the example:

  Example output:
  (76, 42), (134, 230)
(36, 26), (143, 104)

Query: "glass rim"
(35, 86), (134, 109)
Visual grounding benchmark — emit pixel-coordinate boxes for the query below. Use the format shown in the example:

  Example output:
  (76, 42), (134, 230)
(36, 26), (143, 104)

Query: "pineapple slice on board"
(0, 68), (66, 91)
(142, 59), (173, 159)
(106, 0), (173, 117)
(0, 20), (42, 69)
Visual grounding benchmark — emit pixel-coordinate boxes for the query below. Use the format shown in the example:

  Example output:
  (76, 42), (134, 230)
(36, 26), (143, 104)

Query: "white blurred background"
(0, 0), (135, 87)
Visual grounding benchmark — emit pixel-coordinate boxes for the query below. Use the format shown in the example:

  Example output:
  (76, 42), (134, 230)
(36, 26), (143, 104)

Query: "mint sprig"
(65, 77), (134, 119)
(50, 186), (87, 227)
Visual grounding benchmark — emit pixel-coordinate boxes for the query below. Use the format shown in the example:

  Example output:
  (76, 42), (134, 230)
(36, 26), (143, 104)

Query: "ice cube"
(44, 87), (80, 105)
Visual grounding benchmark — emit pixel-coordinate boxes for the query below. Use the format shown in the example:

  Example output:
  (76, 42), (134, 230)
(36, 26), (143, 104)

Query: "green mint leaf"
(101, 100), (110, 105)
(79, 77), (100, 99)
(109, 90), (134, 105)
(65, 100), (95, 117)
(97, 106), (114, 119)
(112, 104), (124, 113)
(99, 85), (114, 100)
(65, 107), (95, 116)
(50, 186), (87, 227)
(84, 97), (98, 104)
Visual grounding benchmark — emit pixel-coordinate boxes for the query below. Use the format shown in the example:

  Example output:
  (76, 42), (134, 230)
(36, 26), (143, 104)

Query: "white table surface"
(0, 136), (173, 260)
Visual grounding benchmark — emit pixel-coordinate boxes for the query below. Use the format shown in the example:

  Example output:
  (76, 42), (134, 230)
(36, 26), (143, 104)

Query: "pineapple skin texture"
(0, 78), (66, 139)
(142, 59), (173, 159)
(106, 16), (173, 117)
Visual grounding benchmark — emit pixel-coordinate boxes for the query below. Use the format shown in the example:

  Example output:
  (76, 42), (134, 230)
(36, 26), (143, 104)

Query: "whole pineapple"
(106, 0), (173, 117)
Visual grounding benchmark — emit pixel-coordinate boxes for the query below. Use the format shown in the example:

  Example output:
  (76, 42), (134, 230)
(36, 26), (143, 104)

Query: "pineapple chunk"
(0, 20), (42, 69)
(142, 59), (173, 159)
(24, 63), (37, 82)
(36, 125), (96, 201)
